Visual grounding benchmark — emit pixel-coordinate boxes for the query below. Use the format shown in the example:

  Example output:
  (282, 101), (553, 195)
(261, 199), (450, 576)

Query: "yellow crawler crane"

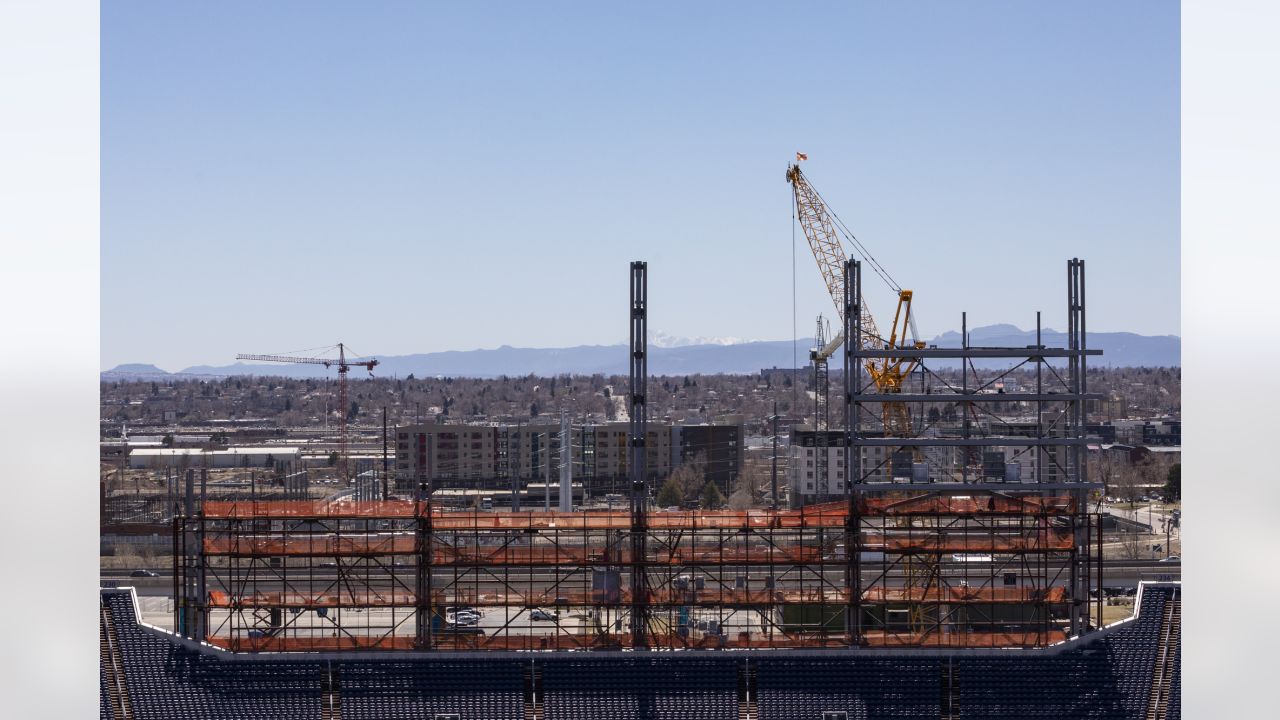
(788, 156), (935, 638)
(786, 157), (925, 436)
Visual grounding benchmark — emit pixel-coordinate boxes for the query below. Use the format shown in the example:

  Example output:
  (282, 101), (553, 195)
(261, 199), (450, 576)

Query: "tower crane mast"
(236, 343), (378, 484)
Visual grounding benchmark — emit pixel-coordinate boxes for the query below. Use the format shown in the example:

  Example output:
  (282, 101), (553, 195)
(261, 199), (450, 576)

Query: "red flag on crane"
(796, 152), (808, 162)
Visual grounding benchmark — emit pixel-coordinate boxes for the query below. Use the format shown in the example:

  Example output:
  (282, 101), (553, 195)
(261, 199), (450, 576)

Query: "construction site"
(159, 161), (1108, 654)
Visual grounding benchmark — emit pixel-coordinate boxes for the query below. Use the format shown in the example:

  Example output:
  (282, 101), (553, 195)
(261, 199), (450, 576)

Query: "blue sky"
(102, 1), (1178, 372)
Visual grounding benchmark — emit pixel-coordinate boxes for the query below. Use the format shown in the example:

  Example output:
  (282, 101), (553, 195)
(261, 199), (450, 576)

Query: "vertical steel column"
(196, 470), (207, 642)
(844, 258), (862, 645)
(415, 481), (433, 649)
(1081, 259), (1099, 631)
(1067, 258), (1087, 636)
(628, 261), (650, 648)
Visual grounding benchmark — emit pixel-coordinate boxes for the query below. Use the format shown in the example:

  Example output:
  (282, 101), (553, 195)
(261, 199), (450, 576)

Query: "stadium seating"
(101, 591), (322, 720)
(100, 663), (111, 720)
(957, 585), (1178, 720)
(340, 659), (525, 720)
(100, 585), (1180, 720)
(542, 655), (738, 720)
(756, 656), (941, 720)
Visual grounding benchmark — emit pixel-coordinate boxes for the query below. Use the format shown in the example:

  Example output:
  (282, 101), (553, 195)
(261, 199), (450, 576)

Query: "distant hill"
(103, 325), (1178, 380)
(105, 363), (169, 375)
(175, 341), (807, 379)
(101, 363), (174, 381)
(925, 324), (1180, 368)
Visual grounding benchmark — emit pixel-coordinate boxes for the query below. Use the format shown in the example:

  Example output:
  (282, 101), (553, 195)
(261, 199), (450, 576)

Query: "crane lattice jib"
(235, 344), (378, 485)
(788, 165), (883, 349)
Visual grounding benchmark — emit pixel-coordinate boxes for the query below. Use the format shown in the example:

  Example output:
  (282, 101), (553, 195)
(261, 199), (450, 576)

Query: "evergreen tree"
(1164, 463), (1181, 502)
(656, 477), (683, 508)
(700, 480), (724, 509)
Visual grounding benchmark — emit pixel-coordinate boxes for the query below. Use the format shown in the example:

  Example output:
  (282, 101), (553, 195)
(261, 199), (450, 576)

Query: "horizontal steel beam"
(849, 348), (1103, 359)
(850, 393), (1104, 403)
(849, 438), (1094, 447)
(852, 482), (1106, 492)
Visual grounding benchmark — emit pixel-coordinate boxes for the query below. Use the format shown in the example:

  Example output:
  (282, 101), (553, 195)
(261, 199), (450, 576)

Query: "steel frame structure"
(843, 258), (1105, 647)
(179, 499), (1099, 652)
(170, 258), (1105, 653)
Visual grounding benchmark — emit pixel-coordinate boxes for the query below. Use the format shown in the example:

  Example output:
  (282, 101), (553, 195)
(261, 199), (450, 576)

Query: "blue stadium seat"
(100, 585), (1179, 720)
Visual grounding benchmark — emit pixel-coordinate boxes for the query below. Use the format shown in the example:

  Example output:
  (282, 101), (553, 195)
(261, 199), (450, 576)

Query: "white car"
(447, 611), (480, 626)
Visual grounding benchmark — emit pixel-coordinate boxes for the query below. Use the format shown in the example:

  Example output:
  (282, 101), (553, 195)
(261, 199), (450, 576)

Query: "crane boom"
(788, 158), (924, 437)
(237, 353), (378, 370)
(788, 163), (883, 360)
(235, 343), (377, 486)
(237, 354), (335, 366)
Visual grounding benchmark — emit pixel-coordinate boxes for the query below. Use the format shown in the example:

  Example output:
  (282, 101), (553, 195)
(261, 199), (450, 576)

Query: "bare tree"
(669, 451), (708, 503)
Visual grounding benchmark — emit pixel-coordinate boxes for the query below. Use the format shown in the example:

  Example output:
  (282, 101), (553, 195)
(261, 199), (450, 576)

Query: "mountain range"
(102, 325), (1179, 381)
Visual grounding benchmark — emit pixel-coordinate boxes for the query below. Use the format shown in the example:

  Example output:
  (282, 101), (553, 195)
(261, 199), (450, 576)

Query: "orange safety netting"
(206, 587), (854, 608)
(203, 535), (418, 556)
(862, 530), (1074, 553)
(861, 586), (1068, 603)
(201, 536), (829, 564)
(199, 496), (1078, 524)
(858, 495), (1076, 515)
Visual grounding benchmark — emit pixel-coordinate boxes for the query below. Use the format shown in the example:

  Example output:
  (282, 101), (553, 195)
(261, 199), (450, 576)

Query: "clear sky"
(102, 1), (1179, 372)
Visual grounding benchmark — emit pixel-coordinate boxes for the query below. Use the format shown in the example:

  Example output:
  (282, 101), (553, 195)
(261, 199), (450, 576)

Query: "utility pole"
(771, 401), (779, 510)
(382, 406), (389, 500)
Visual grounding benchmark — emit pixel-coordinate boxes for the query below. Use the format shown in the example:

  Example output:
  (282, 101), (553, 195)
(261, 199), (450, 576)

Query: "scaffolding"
(171, 258), (1104, 653)
(177, 499), (1092, 651)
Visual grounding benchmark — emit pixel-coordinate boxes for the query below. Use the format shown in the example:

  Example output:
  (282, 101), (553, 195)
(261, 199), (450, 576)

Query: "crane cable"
(791, 186), (798, 409)
(262, 343), (342, 358)
(802, 169), (922, 345)
(804, 177), (902, 294)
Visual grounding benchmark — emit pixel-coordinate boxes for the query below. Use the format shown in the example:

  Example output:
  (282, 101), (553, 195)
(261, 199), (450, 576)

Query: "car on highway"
(530, 609), (558, 621)
(1160, 555), (1180, 562)
(447, 613), (479, 627)
(130, 569), (159, 578)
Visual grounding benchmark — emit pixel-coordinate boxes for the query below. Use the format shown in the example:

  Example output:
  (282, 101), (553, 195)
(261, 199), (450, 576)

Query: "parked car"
(530, 609), (558, 621)
(130, 569), (159, 578)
